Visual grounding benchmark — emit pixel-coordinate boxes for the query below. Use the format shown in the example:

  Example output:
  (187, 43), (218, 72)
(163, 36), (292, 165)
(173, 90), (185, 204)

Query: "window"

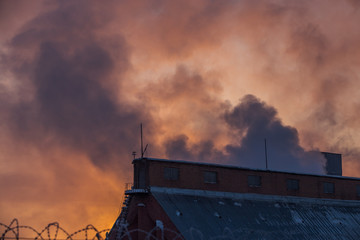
(287, 179), (299, 191)
(164, 167), (179, 181)
(204, 171), (217, 184)
(323, 182), (334, 194)
(357, 185), (360, 197)
(248, 175), (261, 187)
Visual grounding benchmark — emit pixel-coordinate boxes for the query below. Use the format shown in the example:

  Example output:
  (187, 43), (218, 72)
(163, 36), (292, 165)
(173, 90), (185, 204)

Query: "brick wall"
(134, 158), (360, 200)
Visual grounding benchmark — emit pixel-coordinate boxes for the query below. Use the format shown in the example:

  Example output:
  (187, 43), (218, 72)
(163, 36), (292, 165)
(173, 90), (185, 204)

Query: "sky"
(1, 0), (360, 234)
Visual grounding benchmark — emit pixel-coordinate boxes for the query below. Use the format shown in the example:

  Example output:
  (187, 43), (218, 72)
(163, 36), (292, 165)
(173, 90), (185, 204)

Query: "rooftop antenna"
(264, 138), (268, 170)
(140, 123), (149, 158)
(140, 123), (144, 158)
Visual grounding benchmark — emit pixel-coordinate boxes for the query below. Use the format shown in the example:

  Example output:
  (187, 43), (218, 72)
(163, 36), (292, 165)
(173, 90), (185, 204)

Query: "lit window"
(248, 175), (261, 187)
(204, 171), (217, 184)
(323, 182), (334, 194)
(164, 167), (179, 181)
(287, 179), (299, 191)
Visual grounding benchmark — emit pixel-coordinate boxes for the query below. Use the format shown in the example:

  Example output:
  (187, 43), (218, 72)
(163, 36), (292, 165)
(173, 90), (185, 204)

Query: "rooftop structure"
(108, 156), (360, 240)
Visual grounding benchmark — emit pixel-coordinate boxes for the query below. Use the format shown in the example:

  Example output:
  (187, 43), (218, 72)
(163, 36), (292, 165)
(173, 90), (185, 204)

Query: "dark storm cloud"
(2, 1), (151, 167)
(224, 95), (325, 173)
(32, 41), (143, 165)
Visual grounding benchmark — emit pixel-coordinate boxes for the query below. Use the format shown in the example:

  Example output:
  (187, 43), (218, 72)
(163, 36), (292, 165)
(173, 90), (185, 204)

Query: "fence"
(0, 219), (109, 240)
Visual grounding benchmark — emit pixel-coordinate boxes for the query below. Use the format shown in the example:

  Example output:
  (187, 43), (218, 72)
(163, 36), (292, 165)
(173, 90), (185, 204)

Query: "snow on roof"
(151, 186), (360, 239)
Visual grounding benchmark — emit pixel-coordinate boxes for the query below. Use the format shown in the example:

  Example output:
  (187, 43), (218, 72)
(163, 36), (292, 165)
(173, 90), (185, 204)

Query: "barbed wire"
(0, 219), (110, 240)
(3, 219), (360, 240)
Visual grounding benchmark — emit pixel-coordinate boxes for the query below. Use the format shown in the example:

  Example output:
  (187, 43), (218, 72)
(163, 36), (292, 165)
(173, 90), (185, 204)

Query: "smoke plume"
(224, 95), (325, 173)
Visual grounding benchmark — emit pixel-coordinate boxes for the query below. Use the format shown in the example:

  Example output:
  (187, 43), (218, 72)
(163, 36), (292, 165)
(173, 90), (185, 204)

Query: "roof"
(134, 157), (360, 181)
(150, 186), (360, 239)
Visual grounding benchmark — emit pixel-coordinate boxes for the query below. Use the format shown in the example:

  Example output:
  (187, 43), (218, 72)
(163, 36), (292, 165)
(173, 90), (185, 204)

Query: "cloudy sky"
(1, 0), (360, 233)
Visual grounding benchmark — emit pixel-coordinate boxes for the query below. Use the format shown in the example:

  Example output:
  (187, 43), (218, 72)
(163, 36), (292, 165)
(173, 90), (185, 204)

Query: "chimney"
(321, 152), (342, 176)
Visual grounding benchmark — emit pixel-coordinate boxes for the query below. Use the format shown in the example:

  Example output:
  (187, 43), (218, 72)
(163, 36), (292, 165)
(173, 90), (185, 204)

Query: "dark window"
(323, 182), (334, 194)
(204, 171), (217, 184)
(357, 185), (360, 197)
(164, 167), (179, 181)
(287, 179), (299, 191)
(248, 175), (261, 187)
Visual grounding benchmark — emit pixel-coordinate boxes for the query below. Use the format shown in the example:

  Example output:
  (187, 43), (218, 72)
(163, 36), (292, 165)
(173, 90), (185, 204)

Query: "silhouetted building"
(108, 157), (360, 239)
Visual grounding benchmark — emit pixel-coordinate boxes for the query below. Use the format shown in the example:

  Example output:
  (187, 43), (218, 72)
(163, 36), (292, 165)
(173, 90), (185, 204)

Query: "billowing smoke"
(163, 94), (325, 174)
(224, 95), (325, 173)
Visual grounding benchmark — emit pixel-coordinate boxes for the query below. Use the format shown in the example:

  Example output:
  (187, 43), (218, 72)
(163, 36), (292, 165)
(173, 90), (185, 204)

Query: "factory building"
(107, 153), (360, 239)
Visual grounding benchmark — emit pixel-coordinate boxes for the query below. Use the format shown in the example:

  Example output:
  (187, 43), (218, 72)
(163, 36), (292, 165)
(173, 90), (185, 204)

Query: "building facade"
(108, 157), (360, 240)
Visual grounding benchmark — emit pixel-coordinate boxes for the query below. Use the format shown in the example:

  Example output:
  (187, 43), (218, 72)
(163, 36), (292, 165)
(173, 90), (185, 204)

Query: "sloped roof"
(151, 187), (360, 239)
